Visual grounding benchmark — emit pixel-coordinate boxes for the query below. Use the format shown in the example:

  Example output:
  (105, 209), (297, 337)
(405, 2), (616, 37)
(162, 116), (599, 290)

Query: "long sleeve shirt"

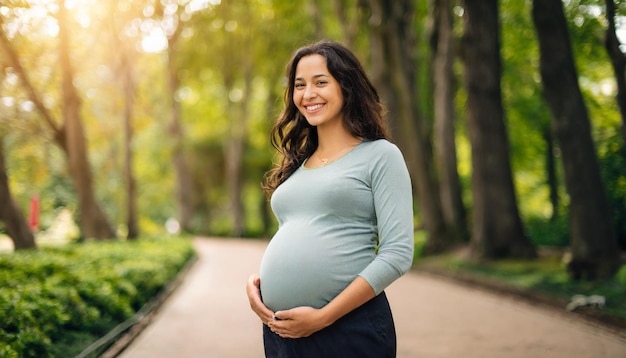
(259, 139), (414, 311)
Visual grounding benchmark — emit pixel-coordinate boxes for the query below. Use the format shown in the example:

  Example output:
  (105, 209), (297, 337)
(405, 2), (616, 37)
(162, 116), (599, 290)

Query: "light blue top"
(259, 139), (414, 311)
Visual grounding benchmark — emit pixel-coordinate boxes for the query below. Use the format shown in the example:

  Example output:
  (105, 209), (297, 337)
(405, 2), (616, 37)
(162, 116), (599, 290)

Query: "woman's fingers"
(246, 274), (274, 325)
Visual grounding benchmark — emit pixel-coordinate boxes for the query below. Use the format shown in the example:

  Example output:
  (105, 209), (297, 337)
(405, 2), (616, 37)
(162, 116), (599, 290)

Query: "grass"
(413, 245), (626, 328)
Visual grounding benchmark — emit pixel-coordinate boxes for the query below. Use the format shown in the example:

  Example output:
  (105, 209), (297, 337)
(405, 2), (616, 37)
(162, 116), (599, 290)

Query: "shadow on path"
(118, 238), (626, 358)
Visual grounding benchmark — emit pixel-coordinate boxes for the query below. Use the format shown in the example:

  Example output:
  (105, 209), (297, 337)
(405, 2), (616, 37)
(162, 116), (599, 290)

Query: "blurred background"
(1, 0), (625, 278)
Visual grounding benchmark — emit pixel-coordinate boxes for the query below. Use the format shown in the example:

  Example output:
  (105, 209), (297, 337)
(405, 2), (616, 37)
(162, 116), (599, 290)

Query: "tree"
(532, 0), (621, 279)
(604, 0), (626, 143)
(109, 2), (139, 239)
(154, 1), (196, 233)
(364, 0), (453, 253)
(0, 128), (36, 250)
(431, 0), (468, 242)
(0, 4), (116, 240)
(460, 0), (536, 259)
(219, 1), (254, 237)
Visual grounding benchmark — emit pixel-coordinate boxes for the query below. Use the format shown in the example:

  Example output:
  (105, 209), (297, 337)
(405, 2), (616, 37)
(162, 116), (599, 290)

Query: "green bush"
(616, 265), (626, 285)
(0, 237), (194, 358)
(525, 215), (570, 247)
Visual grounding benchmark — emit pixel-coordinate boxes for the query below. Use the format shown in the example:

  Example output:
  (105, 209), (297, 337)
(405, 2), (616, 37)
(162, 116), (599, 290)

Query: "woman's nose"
(303, 85), (316, 99)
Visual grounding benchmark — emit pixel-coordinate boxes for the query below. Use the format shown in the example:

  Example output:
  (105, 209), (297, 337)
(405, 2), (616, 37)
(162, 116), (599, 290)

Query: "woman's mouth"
(305, 104), (324, 112)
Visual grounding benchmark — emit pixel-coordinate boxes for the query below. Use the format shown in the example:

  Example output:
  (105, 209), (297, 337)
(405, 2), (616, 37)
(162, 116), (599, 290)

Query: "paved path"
(119, 238), (626, 358)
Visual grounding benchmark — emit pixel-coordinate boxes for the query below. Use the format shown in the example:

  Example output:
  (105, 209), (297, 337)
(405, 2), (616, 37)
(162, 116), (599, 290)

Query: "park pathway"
(118, 238), (626, 358)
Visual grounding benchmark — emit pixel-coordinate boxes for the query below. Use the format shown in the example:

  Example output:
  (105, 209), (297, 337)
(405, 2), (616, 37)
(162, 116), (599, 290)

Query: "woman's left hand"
(268, 306), (332, 339)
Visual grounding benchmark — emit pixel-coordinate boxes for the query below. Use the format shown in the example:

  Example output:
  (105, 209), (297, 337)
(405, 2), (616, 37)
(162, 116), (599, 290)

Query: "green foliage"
(598, 136), (626, 248)
(525, 215), (570, 247)
(0, 237), (194, 358)
(2, 0), (625, 243)
(616, 265), (626, 285)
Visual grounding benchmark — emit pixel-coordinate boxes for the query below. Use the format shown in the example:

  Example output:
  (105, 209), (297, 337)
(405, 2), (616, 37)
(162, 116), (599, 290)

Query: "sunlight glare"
(143, 5), (155, 17)
(211, 19), (223, 30)
(42, 17), (59, 37)
(186, 0), (221, 13)
(164, 4), (178, 16)
(20, 100), (35, 112)
(63, 0), (99, 30)
(74, 10), (91, 28)
(1, 97), (15, 108)
(142, 26), (168, 53)
(229, 88), (243, 103)
(225, 20), (237, 32)
(5, 72), (18, 86)
(616, 16), (626, 53)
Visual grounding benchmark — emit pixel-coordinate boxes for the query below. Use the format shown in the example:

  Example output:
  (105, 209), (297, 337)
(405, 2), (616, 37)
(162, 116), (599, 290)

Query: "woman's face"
(293, 54), (344, 129)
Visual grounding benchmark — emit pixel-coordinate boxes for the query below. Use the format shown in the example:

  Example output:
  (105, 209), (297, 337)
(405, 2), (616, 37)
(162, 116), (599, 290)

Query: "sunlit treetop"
(1, 0), (222, 53)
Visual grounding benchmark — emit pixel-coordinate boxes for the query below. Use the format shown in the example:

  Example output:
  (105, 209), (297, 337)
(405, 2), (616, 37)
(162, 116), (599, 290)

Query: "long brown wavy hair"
(263, 40), (390, 196)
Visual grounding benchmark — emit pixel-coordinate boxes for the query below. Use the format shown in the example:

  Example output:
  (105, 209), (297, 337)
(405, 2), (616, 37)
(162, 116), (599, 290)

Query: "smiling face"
(293, 54), (344, 129)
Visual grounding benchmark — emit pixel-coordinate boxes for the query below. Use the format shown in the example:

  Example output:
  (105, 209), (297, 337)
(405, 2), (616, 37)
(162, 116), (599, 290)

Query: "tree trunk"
(461, 0), (536, 259)
(308, 0), (325, 40)
(543, 128), (559, 221)
(0, 134), (36, 250)
(108, 2), (139, 239)
(224, 87), (245, 237)
(167, 35), (195, 233)
(224, 58), (254, 237)
(365, 0), (452, 253)
(225, 116), (245, 237)
(332, 0), (359, 48)
(604, 0), (626, 143)
(532, 0), (621, 279)
(121, 44), (138, 239)
(57, 2), (116, 240)
(432, 0), (468, 242)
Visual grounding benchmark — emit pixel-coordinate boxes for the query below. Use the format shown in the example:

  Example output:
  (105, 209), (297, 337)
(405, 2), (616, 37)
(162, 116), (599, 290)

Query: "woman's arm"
(269, 276), (375, 339)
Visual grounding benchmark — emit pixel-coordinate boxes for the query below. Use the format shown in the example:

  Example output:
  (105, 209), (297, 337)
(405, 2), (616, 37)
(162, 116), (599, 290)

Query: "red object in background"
(29, 195), (40, 231)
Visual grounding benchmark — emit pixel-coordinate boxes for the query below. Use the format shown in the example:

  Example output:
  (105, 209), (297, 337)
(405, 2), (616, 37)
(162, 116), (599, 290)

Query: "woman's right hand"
(246, 273), (275, 325)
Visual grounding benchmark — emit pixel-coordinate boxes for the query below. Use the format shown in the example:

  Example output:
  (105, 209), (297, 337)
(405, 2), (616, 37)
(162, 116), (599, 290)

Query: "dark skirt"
(263, 292), (396, 358)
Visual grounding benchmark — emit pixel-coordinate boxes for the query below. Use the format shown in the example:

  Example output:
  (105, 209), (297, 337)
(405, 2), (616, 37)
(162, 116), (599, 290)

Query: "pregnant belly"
(259, 224), (371, 311)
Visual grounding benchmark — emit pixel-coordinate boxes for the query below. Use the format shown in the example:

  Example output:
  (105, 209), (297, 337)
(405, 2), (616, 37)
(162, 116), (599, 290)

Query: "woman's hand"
(268, 306), (332, 339)
(269, 276), (376, 339)
(246, 274), (274, 325)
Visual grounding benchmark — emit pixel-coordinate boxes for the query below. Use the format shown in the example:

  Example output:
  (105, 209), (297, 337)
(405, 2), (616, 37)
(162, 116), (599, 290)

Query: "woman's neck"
(315, 123), (360, 155)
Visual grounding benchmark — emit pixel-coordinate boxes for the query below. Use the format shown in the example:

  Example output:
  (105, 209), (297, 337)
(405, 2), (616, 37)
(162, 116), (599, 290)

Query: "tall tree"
(432, 0), (468, 242)
(332, 0), (359, 48)
(0, 4), (116, 240)
(0, 128), (36, 250)
(604, 0), (626, 143)
(56, 2), (117, 239)
(156, 1), (195, 233)
(365, 0), (452, 253)
(214, 1), (254, 236)
(109, 2), (139, 239)
(460, 0), (536, 259)
(532, 0), (621, 279)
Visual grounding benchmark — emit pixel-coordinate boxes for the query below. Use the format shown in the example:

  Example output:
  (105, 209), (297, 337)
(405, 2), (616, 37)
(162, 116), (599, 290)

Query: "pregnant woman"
(246, 40), (414, 358)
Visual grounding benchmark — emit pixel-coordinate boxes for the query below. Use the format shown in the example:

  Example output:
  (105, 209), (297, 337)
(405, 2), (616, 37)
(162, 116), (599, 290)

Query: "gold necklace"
(315, 142), (359, 166)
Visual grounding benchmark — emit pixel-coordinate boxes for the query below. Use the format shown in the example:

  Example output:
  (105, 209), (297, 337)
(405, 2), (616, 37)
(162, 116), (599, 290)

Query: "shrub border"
(74, 253), (199, 358)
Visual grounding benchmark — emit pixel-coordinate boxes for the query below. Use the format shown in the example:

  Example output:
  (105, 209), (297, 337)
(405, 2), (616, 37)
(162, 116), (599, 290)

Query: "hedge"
(0, 237), (195, 358)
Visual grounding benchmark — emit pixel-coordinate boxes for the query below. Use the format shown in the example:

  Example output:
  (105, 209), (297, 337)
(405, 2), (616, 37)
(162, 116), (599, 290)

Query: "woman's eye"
(316, 81), (327, 86)
(295, 83), (305, 89)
